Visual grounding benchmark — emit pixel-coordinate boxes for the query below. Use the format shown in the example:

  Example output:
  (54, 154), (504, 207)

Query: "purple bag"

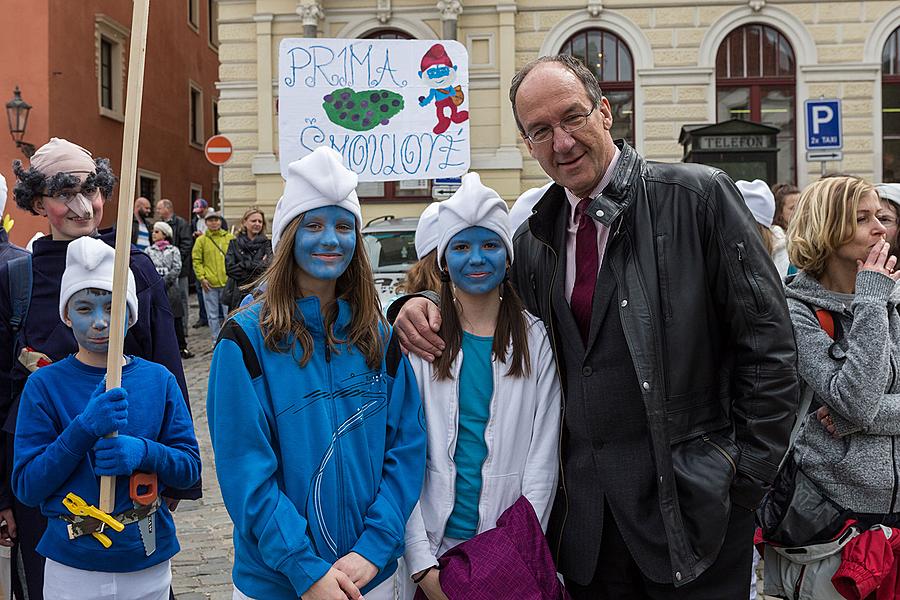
(414, 496), (571, 600)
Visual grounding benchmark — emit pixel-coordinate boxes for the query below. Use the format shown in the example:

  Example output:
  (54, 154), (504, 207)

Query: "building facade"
(216, 0), (900, 224)
(0, 0), (220, 246)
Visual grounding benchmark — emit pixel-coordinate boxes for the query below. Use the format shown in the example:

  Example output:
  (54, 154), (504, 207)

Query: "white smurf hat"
(736, 179), (775, 228)
(59, 237), (138, 326)
(435, 172), (513, 267)
(508, 181), (552, 233)
(271, 147), (362, 248)
(414, 202), (440, 258)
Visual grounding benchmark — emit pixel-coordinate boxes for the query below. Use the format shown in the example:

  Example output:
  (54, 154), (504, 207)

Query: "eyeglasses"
(43, 188), (101, 203)
(524, 104), (597, 144)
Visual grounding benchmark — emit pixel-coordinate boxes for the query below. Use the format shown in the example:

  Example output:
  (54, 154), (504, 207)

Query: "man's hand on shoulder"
(394, 297), (444, 362)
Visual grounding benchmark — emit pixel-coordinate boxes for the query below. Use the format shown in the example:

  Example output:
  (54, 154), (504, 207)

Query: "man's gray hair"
(157, 198), (174, 211)
(509, 54), (604, 134)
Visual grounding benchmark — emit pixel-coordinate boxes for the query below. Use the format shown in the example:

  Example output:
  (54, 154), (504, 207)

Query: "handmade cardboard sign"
(278, 38), (470, 181)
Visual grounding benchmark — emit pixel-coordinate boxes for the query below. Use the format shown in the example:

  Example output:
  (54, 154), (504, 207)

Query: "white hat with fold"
(59, 236), (138, 326)
(735, 179), (775, 228)
(270, 147), (362, 248)
(435, 172), (513, 266)
(414, 202), (440, 258)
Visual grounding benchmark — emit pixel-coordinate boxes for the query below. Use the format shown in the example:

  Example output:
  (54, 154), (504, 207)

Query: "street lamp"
(6, 87), (35, 158)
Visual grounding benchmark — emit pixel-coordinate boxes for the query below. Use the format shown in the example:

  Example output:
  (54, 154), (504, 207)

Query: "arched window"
(560, 29), (634, 145)
(363, 28), (415, 40)
(883, 27), (900, 183)
(716, 24), (796, 184)
(357, 28), (431, 201)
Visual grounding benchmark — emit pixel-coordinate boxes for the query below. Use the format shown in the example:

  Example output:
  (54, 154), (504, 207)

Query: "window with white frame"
(189, 84), (204, 146)
(560, 29), (635, 146)
(95, 16), (128, 120)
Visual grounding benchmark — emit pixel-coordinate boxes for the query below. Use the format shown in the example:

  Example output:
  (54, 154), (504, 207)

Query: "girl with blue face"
(443, 226), (508, 297)
(208, 147), (426, 600)
(65, 289), (131, 367)
(293, 206), (357, 300)
(403, 179), (562, 600)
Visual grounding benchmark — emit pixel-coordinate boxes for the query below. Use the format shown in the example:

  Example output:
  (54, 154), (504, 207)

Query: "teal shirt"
(445, 332), (494, 540)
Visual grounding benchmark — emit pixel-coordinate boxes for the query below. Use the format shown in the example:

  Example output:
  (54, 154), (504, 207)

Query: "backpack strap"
(7, 254), (32, 333)
(813, 308), (843, 341)
(783, 304), (845, 462)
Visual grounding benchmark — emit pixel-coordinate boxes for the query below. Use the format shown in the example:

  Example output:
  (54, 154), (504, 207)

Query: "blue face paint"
(66, 289), (130, 354)
(293, 206), (357, 282)
(444, 226), (507, 296)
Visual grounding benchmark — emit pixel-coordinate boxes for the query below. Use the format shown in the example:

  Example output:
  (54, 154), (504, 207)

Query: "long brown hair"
(397, 250), (441, 294)
(249, 214), (386, 369)
(434, 269), (531, 380)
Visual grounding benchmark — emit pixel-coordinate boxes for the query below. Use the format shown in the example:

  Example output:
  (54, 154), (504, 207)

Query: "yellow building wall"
(216, 0), (900, 226)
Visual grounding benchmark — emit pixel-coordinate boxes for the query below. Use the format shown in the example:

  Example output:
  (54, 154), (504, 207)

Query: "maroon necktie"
(571, 197), (598, 343)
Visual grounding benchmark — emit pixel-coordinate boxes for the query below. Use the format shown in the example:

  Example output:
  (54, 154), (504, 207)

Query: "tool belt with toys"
(60, 493), (160, 548)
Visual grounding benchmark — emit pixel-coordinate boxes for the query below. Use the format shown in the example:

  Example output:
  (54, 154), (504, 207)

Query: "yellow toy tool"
(62, 492), (125, 549)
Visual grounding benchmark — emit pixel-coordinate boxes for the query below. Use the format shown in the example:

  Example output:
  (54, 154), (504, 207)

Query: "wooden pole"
(100, 0), (151, 514)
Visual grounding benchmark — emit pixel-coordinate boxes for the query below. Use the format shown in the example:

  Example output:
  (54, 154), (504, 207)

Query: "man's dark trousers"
(566, 504), (754, 600)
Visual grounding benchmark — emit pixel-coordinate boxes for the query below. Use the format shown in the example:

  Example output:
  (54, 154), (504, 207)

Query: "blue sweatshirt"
(208, 297), (426, 599)
(11, 356), (201, 572)
(0, 228), (200, 506)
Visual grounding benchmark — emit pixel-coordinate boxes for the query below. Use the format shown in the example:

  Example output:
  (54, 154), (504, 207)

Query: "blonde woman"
(767, 176), (900, 595)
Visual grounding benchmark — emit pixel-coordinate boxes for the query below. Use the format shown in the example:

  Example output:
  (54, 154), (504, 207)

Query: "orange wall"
(13, 0), (221, 239)
(0, 0), (53, 246)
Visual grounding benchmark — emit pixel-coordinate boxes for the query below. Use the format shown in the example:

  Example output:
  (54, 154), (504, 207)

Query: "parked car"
(361, 216), (419, 311)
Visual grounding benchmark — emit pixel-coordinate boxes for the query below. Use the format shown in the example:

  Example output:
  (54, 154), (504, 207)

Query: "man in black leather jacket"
(393, 55), (799, 598)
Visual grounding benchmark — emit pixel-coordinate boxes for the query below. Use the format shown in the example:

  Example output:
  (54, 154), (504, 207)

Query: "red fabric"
(570, 198), (598, 343)
(832, 527), (900, 600)
(420, 43), (453, 71)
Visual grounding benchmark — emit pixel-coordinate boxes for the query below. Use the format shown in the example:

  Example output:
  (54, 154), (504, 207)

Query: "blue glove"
(93, 435), (147, 476)
(79, 384), (128, 438)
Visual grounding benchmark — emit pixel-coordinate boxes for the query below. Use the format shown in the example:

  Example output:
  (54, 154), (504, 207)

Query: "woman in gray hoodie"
(786, 175), (900, 526)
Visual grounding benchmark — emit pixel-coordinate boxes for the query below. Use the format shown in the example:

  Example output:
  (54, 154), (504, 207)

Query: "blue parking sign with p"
(805, 99), (842, 150)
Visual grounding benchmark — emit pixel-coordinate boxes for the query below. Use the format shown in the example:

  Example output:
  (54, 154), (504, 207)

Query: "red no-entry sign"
(204, 135), (233, 165)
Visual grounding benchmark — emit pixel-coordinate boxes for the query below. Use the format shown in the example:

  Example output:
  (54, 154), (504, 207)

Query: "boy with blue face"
(12, 237), (200, 600)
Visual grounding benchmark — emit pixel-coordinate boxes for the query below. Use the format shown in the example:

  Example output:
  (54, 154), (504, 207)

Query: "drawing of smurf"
(417, 43), (469, 135)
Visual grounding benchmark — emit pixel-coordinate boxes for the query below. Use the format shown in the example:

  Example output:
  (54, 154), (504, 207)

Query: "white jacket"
(403, 311), (562, 576)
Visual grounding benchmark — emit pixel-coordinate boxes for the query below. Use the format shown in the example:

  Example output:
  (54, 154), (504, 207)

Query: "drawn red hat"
(421, 44), (453, 71)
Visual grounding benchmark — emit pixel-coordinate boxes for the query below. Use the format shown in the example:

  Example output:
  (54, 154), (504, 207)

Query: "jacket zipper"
(736, 242), (765, 313)
(533, 237), (567, 560)
(439, 358), (462, 544)
(890, 361), (898, 513)
(702, 435), (736, 474)
(324, 339), (348, 555)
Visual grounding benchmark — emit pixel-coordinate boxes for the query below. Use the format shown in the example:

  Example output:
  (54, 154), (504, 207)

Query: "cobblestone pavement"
(170, 306), (235, 600)
(167, 297), (774, 599)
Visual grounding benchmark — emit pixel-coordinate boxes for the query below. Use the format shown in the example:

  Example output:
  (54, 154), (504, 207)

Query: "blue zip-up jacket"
(207, 297), (426, 598)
